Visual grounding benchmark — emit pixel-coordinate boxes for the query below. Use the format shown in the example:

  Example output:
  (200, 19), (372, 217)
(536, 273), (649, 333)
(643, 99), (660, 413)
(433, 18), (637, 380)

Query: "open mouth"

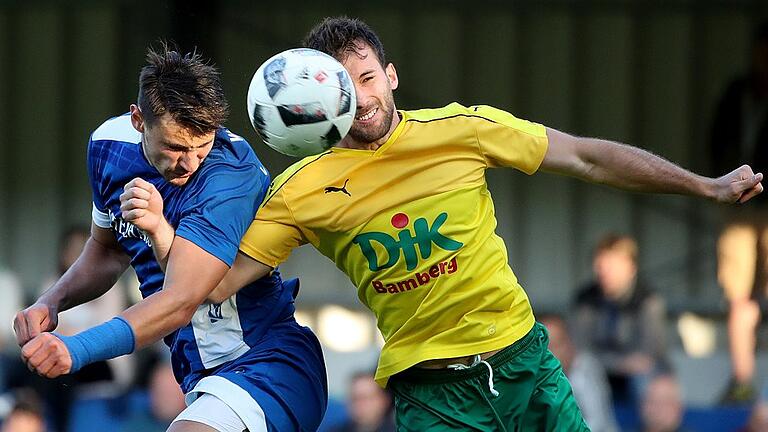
(355, 107), (378, 122)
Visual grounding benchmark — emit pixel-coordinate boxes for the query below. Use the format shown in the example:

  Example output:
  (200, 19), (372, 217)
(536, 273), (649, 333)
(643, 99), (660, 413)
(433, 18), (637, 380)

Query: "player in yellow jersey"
(128, 17), (764, 431)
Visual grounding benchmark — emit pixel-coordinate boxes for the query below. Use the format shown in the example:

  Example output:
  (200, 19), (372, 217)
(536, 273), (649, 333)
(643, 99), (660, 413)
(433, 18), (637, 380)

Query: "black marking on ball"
(321, 124), (341, 149)
(251, 104), (268, 142)
(277, 103), (328, 126)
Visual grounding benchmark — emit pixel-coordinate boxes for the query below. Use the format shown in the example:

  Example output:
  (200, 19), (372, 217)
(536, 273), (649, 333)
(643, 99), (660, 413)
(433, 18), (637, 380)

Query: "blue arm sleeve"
(55, 317), (136, 373)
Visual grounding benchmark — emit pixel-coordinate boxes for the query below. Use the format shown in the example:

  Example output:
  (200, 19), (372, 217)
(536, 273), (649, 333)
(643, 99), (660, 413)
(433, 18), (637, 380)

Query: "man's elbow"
(167, 296), (203, 327)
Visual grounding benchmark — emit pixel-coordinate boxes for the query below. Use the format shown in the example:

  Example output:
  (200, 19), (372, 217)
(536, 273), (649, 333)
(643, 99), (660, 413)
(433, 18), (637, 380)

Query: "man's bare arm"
(13, 223), (130, 346)
(541, 127), (763, 204)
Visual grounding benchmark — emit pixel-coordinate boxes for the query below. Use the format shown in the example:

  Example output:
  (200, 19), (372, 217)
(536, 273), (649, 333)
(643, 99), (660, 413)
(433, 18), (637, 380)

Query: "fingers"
(21, 334), (71, 378)
(120, 187), (151, 203)
(122, 208), (147, 222)
(13, 311), (29, 346)
(120, 197), (150, 212)
(124, 177), (155, 193)
(739, 181), (764, 204)
(20, 335), (44, 367)
(120, 186), (151, 211)
(23, 310), (45, 344)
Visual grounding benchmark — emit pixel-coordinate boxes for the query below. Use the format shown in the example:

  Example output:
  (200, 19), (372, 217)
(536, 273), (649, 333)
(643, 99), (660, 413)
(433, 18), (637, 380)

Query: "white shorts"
(173, 389), (267, 432)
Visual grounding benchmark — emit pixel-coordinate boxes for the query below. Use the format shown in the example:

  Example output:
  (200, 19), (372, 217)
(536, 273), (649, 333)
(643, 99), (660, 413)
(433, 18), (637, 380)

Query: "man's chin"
(349, 124), (388, 144)
(168, 176), (191, 186)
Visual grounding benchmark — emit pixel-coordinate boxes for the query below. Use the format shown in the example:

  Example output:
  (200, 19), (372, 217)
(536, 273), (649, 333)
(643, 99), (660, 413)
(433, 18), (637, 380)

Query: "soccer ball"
(247, 48), (356, 157)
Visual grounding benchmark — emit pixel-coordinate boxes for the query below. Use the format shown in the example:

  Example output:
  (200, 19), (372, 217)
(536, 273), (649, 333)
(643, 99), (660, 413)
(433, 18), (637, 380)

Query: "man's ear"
(129, 104), (145, 133)
(386, 63), (398, 91)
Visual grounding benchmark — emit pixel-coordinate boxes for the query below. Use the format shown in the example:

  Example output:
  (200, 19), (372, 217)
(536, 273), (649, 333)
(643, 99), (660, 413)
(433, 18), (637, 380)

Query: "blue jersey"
(86, 114), (297, 391)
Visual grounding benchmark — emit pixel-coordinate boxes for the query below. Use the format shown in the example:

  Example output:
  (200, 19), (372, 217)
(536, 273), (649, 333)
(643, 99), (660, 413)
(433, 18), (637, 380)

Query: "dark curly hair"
(303, 16), (386, 67)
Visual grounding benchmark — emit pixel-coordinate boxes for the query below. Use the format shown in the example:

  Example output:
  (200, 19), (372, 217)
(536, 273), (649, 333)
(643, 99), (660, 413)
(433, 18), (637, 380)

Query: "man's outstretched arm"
(541, 127), (763, 204)
(14, 223), (131, 348)
(20, 232), (231, 378)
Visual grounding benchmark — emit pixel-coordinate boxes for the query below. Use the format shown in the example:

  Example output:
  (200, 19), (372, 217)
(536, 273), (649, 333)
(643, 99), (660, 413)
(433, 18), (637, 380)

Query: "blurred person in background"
(638, 374), (685, 432)
(710, 22), (768, 404)
(121, 361), (187, 432)
(1, 390), (46, 432)
(332, 371), (395, 432)
(573, 234), (669, 404)
(540, 314), (618, 432)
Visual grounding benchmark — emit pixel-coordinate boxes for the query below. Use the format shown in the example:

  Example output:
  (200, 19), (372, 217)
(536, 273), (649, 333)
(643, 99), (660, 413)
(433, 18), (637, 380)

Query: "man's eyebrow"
(162, 139), (214, 150)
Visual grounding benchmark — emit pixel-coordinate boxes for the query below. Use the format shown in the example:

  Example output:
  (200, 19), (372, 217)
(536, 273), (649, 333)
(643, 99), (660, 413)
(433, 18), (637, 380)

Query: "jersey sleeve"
(470, 105), (549, 174)
(86, 136), (111, 228)
(239, 179), (306, 268)
(175, 162), (268, 267)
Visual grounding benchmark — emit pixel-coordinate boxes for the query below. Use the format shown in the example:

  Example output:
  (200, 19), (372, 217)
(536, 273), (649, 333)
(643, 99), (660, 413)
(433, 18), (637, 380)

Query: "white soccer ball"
(247, 48), (356, 157)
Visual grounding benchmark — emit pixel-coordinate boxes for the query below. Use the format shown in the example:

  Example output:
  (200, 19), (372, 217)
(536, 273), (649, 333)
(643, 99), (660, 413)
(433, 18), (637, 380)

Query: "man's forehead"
(152, 115), (214, 145)
(341, 41), (375, 65)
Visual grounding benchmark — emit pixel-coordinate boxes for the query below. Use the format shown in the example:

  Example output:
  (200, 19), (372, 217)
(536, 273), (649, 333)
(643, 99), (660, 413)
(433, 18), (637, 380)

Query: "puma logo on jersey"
(324, 179), (351, 196)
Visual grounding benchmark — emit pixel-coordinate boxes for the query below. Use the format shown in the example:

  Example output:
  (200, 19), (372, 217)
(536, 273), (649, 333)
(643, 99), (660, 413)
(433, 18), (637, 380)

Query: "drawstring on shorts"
(447, 354), (500, 397)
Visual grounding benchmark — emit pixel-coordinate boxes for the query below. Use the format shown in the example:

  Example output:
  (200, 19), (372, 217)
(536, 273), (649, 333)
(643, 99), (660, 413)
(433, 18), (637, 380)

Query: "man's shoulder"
(403, 102), (476, 123)
(90, 114), (140, 144)
(263, 151), (334, 201)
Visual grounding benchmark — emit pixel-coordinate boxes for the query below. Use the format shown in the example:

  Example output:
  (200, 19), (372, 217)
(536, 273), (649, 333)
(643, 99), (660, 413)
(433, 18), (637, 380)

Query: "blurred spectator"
(573, 234), (669, 404)
(639, 374), (685, 432)
(332, 371), (395, 432)
(710, 22), (768, 404)
(540, 314), (618, 432)
(120, 362), (186, 432)
(1, 390), (46, 432)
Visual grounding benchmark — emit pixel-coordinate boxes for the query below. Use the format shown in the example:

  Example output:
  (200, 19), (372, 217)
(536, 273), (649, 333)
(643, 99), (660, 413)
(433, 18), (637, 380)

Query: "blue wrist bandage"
(55, 316), (136, 373)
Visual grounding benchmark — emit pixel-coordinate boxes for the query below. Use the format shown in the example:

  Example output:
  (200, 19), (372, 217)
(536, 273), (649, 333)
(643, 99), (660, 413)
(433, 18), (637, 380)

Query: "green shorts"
(389, 323), (590, 431)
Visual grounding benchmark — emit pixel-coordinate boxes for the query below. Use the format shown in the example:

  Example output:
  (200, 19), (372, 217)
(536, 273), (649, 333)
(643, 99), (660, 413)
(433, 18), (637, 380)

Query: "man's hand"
(21, 333), (72, 378)
(712, 165), (764, 204)
(120, 178), (165, 235)
(121, 177), (175, 270)
(13, 303), (58, 347)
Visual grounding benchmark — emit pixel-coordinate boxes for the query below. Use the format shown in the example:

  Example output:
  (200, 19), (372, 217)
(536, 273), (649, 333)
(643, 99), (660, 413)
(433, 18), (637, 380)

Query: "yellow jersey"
(240, 103), (549, 385)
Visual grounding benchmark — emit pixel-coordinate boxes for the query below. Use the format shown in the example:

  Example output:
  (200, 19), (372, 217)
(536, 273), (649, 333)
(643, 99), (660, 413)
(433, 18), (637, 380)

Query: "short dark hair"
(137, 43), (229, 135)
(303, 16), (386, 67)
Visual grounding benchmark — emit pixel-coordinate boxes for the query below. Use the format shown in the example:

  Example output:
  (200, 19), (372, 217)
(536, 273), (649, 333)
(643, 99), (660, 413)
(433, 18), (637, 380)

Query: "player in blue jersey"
(12, 45), (327, 432)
